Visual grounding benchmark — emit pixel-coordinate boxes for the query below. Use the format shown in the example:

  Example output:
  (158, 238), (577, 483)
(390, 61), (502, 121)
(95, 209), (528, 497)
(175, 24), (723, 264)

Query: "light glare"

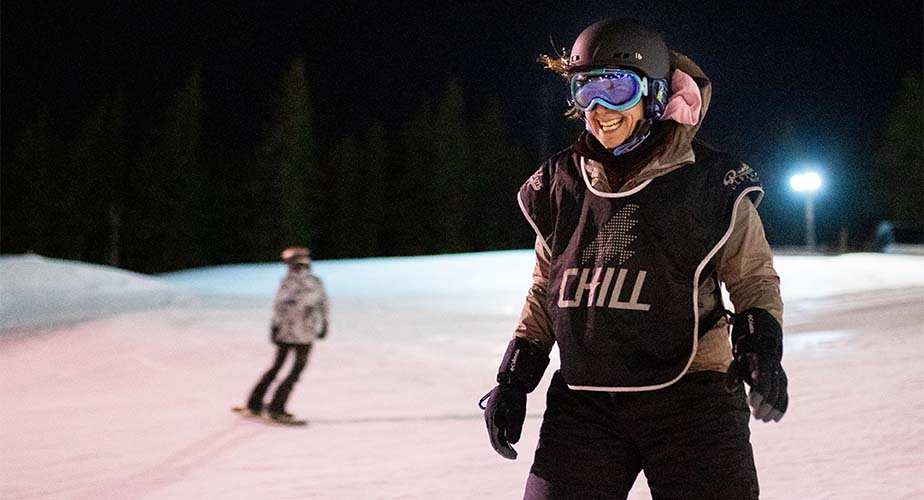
(790, 172), (822, 192)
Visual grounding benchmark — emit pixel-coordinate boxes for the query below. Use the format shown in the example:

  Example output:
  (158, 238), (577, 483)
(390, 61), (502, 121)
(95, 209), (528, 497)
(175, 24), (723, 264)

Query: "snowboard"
(231, 407), (307, 426)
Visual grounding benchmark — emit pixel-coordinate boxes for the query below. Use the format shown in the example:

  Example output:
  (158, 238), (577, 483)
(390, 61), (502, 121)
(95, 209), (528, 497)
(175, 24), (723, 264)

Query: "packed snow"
(1, 251), (923, 499)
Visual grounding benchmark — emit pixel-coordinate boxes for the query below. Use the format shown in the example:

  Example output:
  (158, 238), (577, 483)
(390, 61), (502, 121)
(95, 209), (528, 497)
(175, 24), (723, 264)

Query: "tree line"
(3, 59), (920, 272)
(1, 58), (538, 273)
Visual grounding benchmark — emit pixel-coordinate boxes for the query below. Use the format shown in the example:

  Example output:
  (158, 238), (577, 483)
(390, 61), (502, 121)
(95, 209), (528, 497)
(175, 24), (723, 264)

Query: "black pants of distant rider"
(524, 370), (759, 500)
(248, 343), (312, 414)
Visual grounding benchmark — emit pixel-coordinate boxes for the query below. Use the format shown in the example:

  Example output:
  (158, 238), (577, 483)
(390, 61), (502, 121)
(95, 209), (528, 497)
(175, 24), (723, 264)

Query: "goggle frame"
(569, 68), (650, 112)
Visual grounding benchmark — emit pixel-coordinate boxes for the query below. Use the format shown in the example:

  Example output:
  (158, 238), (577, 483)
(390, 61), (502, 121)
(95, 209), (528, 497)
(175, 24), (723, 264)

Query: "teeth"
(599, 117), (622, 131)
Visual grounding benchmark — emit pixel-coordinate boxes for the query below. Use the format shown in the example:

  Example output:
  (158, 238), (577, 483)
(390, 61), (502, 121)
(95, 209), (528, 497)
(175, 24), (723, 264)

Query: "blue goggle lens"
(571, 70), (647, 112)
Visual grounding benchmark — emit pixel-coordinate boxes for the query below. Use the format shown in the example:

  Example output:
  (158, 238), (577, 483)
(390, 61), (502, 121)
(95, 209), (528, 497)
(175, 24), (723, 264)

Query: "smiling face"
(584, 101), (644, 149)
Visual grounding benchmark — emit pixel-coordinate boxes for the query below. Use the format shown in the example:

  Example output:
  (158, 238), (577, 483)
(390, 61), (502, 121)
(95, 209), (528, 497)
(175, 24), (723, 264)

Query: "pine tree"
(878, 73), (923, 227)
(325, 135), (361, 257)
(468, 97), (532, 250)
(431, 79), (471, 253)
(62, 89), (127, 264)
(105, 89), (128, 266)
(1, 106), (54, 255)
(258, 58), (322, 253)
(208, 144), (263, 263)
(356, 121), (387, 257)
(393, 96), (437, 255)
(125, 66), (207, 272)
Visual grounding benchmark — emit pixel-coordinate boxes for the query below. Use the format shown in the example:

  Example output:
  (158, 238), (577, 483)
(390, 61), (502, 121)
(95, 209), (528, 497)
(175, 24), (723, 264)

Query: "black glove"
(479, 337), (550, 460)
(480, 385), (526, 459)
(725, 308), (789, 422)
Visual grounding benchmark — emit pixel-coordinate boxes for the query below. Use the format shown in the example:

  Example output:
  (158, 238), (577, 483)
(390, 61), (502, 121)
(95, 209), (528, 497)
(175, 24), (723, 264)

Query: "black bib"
(518, 141), (762, 391)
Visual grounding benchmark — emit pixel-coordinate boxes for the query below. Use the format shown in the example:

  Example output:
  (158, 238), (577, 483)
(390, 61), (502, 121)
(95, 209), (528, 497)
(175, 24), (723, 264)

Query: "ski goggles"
(569, 68), (649, 112)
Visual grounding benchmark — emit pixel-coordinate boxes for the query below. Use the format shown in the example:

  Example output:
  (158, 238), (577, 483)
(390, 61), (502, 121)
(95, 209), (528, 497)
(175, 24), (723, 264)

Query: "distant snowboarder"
(236, 246), (329, 425)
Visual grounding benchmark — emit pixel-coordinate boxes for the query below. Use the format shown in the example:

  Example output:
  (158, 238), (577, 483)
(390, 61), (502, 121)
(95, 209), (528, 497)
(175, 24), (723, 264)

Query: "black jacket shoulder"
(691, 138), (742, 169)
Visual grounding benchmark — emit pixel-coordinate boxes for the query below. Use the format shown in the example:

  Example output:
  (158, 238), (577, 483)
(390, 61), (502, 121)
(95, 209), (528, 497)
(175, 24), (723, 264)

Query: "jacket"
(514, 52), (783, 375)
(271, 268), (330, 345)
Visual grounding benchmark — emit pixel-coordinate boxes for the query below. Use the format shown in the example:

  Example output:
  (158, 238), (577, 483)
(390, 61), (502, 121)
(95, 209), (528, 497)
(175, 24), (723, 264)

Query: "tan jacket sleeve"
(513, 236), (556, 351)
(692, 199), (784, 372)
(716, 199), (784, 325)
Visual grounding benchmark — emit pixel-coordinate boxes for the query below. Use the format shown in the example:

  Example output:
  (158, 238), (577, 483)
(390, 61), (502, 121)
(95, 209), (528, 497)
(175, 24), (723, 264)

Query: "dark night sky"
(3, 0), (923, 245)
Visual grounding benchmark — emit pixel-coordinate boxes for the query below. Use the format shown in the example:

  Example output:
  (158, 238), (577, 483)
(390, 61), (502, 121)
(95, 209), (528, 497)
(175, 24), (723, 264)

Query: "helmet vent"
(612, 52), (643, 60)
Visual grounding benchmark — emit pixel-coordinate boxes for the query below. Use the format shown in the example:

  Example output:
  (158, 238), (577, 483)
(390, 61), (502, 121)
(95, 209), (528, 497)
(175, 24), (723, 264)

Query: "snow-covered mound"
(4, 251), (924, 332)
(162, 250), (538, 318)
(163, 251), (924, 303)
(774, 253), (924, 300)
(163, 250), (536, 297)
(0, 254), (183, 331)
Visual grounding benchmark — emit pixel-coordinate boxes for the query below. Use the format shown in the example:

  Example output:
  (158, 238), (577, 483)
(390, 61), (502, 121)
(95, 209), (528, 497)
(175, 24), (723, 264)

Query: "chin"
(595, 134), (625, 149)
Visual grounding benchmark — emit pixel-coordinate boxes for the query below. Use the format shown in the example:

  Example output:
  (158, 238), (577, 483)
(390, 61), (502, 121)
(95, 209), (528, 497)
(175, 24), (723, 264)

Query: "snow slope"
(1, 251), (923, 499)
(0, 254), (183, 331)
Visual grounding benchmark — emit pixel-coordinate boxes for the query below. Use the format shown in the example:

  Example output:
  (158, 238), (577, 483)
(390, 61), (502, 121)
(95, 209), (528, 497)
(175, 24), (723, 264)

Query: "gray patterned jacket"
(271, 268), (329, 345)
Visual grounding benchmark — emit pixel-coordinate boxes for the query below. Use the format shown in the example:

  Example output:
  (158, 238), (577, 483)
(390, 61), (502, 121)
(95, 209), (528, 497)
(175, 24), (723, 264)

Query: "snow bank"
(4, 251), (924, 332)
(162, 250), (538, 318)
(162, 250), (536, 298)
(0, 254), (183, 331)
(163, 251), (924, 304)
(774, 253), (924, 300)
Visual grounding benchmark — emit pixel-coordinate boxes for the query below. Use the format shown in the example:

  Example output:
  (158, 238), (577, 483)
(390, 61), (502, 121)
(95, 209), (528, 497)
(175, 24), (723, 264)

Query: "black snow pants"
(525, 370), (759, 500)
(247, 343), (312, 414)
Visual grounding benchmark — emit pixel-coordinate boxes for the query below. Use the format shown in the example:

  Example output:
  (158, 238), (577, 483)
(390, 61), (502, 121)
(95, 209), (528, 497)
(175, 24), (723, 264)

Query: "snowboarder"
(239, 246), (329, 424)
(480, 18), (788, 499)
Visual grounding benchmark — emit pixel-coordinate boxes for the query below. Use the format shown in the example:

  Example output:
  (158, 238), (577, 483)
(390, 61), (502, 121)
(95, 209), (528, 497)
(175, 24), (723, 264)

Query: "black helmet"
(569, 18), (670, 79)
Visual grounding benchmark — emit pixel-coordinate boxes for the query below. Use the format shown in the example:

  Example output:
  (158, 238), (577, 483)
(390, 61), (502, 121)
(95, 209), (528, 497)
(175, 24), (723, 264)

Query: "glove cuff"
(731, 308), (783, 355)
(496, 337), (550, 393)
